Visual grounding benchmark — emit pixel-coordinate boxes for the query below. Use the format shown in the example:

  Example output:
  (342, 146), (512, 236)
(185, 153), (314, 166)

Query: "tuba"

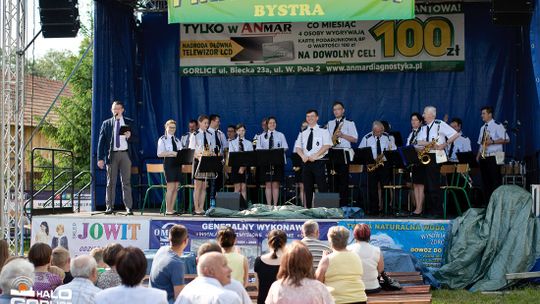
(193, 144), (218, 179)
(418, 138), (438, 165)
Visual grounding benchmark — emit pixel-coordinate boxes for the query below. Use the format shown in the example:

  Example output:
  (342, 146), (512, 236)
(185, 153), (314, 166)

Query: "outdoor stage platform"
(30, 212), (451, 270)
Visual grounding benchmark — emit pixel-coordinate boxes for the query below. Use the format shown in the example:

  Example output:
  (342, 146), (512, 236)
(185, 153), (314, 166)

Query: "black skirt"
(164, 157), (181, 183)
(411, 164), (426, 185)
(258, 165), (284, 183)
(229, 166), (247, 183)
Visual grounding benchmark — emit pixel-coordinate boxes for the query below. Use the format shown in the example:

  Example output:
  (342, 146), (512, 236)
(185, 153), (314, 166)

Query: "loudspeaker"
(39, 0), (80, 38)
(312, 192), (340, 208)
(491, 0), (533, 26)
(215, 192), (244, 210)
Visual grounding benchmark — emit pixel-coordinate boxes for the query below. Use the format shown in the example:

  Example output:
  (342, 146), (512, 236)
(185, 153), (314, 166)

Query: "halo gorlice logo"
(10, 275), (72, 303)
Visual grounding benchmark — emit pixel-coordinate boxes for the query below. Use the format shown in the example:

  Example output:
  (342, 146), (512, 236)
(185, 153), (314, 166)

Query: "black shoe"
(165, 211), (180, 216)
(104, 209), (113, 215)
(126, 209), (133, 216)
(410, 212), (423, 217)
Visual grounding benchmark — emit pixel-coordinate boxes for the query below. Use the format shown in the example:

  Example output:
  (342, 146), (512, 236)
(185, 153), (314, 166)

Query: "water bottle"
(210, 198), (216, 208)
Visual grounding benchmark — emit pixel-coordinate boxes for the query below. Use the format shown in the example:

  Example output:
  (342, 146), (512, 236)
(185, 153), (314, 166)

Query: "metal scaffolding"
(1, 0), (26, 255)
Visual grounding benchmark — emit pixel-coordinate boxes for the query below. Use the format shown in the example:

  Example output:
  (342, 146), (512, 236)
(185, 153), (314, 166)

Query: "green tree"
(37, 36), (93, 188)
(28, 50), (73, 80)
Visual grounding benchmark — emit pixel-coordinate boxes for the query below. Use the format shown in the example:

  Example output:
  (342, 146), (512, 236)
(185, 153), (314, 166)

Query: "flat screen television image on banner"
(263, 41), (295, 63)
(231, 36), (273, 63)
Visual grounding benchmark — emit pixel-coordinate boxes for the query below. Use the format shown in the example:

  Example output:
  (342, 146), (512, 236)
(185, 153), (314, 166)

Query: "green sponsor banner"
(168, 0), (415, 24)
(178, 3), (464, 76)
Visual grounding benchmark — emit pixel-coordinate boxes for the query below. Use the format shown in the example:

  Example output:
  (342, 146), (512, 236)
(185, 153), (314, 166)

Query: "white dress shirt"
(52, 277), (101, 304)
(175, 277), (241, 304)
(224, 279), (251, 304)
(477, 119), (509, 154)
(113, 117), (129, 151)
(229, 137), (254, 152)
(418, 119), (457, 150)
(359, 132), (396, 159)
(208, 127), (228, 152)
(406, 129), (421, 146)
(256, 130), (288, 151)
(94, 285), (168, 304)
(157, 135), (183, 157)
(327, 118), (358, 148)
(294, 125), (332, 159)
(188, 128), (216, 153)
(180, 132), (192, 148)
(446, 132), (472, 162)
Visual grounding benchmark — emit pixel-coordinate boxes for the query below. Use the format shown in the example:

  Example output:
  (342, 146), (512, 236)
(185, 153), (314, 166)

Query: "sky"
(27, 0), (93, 58)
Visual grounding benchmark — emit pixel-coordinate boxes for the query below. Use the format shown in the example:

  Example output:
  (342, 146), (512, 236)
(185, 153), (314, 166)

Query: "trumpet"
(332, 120), (344, 146)
(480, 130), (490, 159)
(418, 138), (437, 165)
(367, 153), (385, 172)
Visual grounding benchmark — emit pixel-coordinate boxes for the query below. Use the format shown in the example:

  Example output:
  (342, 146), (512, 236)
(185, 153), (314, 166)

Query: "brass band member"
(476, 106), (509, 201)
(256, 117), (288, 206)
(326, 101), (358, 206)
(156, 120), (183, 215)
(359, 121), (396, 215)
(180, 119), (198, 148)
(208, 114), (227, 205)
(447, 118), (472, 162)
(228, 123), (254, 205)
(406, 113), (425, 216)
(188, 115), (216, 215)
(295, 109), (332, 208)
(416, 106), (458, 217)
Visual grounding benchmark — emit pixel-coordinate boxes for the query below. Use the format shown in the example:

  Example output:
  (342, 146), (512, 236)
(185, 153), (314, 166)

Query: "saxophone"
(332, 120), (344, 146)
(194, 143), (217, 179)
(367, 153), (385, 172)
(418, 138), (437, 165)
(480, 130), (490, 159)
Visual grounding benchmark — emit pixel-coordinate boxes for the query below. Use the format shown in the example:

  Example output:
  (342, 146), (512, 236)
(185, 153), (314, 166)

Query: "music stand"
(256, 149), (285, 204)
(352, 147), (375, 211)
(399, 145), (420, 167)
(291, 153), (302, 169)
(328, 148), (349, 192)
(383, 150), (407, 216)
(228, 151), (256, 167)
(457, 151), (478, 168)
(177, 149), (194, 164)
(197, 156), (223, 180)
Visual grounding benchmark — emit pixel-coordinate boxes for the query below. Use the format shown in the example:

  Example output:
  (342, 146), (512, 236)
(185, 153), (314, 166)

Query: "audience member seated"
(96, 243), (123, 289)
(347, 224), (383, 294)
(51, 247), (73, 284)
(52, 255), (101, 304)
(150, 224), (188, 304)
(266, 241), (334, 304)
(94, 247), (167, 304)
(0, 258), (34, 304)
(28, 243), (63, 296)
(316, 226), (367, 304)
(196, 242), (251, 304)
(300, 220), (332, 271)
(254, 229), (287, 304)
(217, 227), (249, 286)
(90, 247), (108, 274)
(175, 252), (241, 304)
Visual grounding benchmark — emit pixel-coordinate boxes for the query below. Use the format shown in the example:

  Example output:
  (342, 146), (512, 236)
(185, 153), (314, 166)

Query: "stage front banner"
(149, 219), (335, 270)
(338, 220), (451, 269)
(179, 3), (464, 76)
(31, 216), (150, 257)
(168, 0), (414, 24)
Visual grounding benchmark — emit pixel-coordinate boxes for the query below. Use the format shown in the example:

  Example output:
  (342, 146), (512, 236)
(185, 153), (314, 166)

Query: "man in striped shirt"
(300, 220), (332, 271)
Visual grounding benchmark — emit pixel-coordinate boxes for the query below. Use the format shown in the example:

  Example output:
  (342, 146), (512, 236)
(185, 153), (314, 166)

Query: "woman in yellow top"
(316, 226), (367, 304)
(217, 226), (249, 286)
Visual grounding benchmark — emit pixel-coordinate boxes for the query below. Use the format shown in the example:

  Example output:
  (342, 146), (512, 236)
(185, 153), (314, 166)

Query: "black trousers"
(328, 163), (349, 206)
(479, 156), (501, 203)
(303, 160), (328, 208)
(367, 166), (390, 215)
(423, 160), (442, 216)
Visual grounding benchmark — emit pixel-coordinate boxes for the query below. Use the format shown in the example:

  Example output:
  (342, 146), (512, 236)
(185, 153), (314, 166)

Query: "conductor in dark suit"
(97, 101), (135, 215)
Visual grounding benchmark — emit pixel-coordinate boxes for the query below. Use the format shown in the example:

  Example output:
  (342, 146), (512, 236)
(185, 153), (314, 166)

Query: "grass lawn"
(432, 286), (540, 303)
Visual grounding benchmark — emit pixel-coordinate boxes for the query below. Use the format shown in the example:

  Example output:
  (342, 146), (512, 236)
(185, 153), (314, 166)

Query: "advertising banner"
(168, 0), (414, 24)
(338, 220), (451, 269)
(179, 2), (464, 76)
(149, 219), (336, 269)
(31, 216), (150, 257)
